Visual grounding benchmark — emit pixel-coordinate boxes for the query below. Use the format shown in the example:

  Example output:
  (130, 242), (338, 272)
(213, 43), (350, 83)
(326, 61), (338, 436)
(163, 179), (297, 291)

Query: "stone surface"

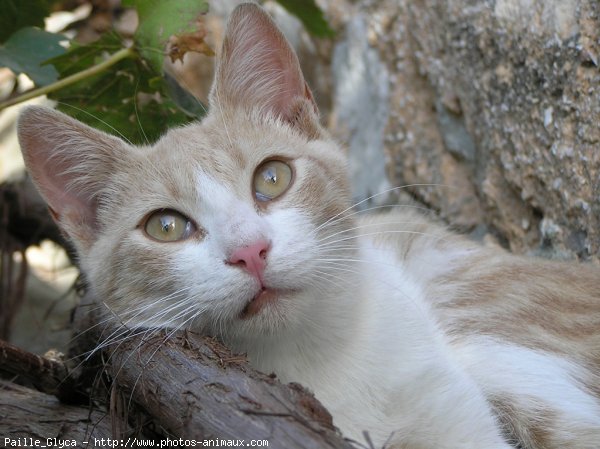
(331, 14), (391, 207)
(322, 0), (600, 261)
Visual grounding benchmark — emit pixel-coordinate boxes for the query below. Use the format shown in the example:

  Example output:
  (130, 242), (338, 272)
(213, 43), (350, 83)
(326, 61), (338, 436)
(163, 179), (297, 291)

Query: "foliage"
(0, 0), (333, 145)
(0, 0), (53, 43)
(47, 33), (192, 145)
(276, 0), (335, 37)
(0, 27), (66, 86)
(123, 0), (210, 73)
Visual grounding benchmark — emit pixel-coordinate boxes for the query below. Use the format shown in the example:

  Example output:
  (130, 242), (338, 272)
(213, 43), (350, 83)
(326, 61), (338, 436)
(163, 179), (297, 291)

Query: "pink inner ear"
(211, 3), (318, 122)
(24, 133), (97, 228)
(45, 181), (96, 227)
(18, 106), (122, 246)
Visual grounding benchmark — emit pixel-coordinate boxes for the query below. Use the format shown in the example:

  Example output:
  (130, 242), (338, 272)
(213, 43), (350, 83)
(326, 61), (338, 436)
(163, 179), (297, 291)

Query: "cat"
(17, 3), (600, 448)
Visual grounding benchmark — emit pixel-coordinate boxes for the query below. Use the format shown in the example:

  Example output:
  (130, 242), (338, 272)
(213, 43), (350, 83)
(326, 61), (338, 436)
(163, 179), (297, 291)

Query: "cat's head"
(18, 3), (356, 339)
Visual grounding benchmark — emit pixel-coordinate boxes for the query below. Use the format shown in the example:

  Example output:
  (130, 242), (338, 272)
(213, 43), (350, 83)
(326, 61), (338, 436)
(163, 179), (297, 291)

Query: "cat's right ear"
(210, 3), (321, 138)
(18, 106), (127, 251)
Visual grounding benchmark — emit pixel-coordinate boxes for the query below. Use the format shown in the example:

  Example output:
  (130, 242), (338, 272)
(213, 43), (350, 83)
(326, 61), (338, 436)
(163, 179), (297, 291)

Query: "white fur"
(225, 236), (512, 448)
(454, 340), (600, 447)
(16, 4), (600, 448)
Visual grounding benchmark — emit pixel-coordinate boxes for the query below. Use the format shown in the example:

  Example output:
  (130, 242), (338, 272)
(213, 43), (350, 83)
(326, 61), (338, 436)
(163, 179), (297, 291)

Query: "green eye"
(253, 160), (293, 201)
(143, 209), (195, 242)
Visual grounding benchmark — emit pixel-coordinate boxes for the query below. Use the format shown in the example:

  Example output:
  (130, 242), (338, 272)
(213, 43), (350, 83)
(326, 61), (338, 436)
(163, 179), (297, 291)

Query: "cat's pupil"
(263, 168), (277, 184)
(160, 216), (175, 233)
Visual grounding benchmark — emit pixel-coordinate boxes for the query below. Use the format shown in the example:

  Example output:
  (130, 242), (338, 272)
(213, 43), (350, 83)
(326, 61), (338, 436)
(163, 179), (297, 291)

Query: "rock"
(331, 14), (391, 207)
(322, 0), (600, 261)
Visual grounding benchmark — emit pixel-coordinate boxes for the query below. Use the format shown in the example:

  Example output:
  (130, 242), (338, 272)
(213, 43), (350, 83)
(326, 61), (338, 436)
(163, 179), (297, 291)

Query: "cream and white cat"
(17, 3), (600, 448)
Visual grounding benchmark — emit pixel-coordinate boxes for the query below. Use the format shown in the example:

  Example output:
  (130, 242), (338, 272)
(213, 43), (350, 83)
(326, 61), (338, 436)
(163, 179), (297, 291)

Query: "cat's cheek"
(262, 209), (320, 288)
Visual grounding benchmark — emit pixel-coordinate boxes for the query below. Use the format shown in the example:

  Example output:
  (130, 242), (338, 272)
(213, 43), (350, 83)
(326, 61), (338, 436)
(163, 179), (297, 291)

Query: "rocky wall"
(325, 0), (600, 261)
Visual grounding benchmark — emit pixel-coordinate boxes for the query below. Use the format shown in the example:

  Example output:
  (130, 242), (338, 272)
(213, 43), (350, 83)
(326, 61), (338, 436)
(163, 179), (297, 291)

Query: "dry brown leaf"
(168, 20), (214, 63)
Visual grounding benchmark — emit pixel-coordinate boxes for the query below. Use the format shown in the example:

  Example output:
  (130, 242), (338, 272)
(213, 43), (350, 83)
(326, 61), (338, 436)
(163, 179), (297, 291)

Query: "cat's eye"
(143, 209), (195, 242)
(253, 160), (293, 201)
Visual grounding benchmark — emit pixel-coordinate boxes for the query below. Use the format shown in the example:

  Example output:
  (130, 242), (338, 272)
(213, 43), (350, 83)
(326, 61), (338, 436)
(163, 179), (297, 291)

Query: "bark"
(104, 330), (354, 449)
(0, 379), (113, 445)
(0, 322), (354, 448)
(0, 339), (72, 398)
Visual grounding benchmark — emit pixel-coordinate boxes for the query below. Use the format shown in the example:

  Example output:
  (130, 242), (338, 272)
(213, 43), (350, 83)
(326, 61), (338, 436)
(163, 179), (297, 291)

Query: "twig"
(0, 47), (136, 111)
(0, 338), (71, 397)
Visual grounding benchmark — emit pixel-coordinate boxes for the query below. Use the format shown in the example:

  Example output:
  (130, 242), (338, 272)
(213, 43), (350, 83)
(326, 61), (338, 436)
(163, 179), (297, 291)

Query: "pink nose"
(228, 240), (270, 281)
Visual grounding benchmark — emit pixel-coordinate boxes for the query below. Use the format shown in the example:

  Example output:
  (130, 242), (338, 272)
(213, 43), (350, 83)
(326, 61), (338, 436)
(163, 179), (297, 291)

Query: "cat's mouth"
(239, 287), (282, 319)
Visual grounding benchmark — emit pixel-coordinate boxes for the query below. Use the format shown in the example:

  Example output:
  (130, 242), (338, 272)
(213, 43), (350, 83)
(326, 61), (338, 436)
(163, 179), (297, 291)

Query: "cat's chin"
(239, 287), (293, 320)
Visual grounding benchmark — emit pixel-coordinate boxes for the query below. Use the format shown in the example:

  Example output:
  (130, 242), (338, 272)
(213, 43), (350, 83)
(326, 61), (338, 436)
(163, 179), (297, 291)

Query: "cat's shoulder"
(356, 207), (479, 265)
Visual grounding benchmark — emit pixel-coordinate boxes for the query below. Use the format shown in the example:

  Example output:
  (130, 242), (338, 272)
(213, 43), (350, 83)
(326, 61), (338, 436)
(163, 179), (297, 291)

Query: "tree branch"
(104, 328), (355, 448)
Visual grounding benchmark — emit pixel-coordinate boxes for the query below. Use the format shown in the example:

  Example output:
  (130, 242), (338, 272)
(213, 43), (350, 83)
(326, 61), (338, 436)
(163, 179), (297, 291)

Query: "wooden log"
(105, 330), (355, 449)
(0, 339), (70, 397)
(1, 299), (356, 448)
(0, 379), (114, 447)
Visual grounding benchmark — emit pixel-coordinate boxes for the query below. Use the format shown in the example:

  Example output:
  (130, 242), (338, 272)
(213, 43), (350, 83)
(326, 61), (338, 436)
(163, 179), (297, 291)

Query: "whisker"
(318, 230), (448, 249)
(213, 87), (234, 148)
(310, 264), (428, 321)
(318, 221), (441, 244)
(317, 203), (434, 232)
(96, 297), (200, 395)
(68, 286), (195, 367)
(310, 269), (352, 292)
(315, 257), (400, 271)
(133, 78), (150, 145)
(315, 184), (454, 233)
(92, 292), (194, 355)
(55, 101), (134, 145)
(166, 68), (209, 116)
(124, 303), (202, 410)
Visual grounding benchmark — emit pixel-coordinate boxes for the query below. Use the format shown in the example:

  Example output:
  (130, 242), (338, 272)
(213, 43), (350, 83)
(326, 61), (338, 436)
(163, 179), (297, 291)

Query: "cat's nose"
(227, 240), (270, 282)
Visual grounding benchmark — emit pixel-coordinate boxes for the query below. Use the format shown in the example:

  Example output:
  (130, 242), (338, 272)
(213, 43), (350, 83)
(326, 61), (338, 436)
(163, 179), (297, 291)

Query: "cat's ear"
(210, 3), (320, 135)
(18, 106), (127, 251)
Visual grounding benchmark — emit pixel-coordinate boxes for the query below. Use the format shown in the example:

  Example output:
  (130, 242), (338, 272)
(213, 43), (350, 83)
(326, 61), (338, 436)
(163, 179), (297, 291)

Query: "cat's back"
(357, 208), (600, 371)
(358, 208), (600, 447)
(429, 247), (600, 447)
(429, 240), (600, 370)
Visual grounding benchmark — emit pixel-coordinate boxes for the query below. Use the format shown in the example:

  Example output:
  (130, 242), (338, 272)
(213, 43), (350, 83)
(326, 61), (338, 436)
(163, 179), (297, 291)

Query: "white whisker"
(315, 184), (453, 233)
(55, 101), (134, 145)
(318, 221), (442, 244)
(318, 230), (448, 249)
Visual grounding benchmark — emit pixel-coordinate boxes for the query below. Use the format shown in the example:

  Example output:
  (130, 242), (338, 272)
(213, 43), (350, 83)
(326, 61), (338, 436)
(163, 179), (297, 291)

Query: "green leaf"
(163, 70), (207, 117)
(47, 34), (198, 145)
(45, 33), (124, 77)
(275, 0), (335, 38)
(122, 0), (209, 73)
(0, 27), (66, 86)
(0, 0), (51, 43)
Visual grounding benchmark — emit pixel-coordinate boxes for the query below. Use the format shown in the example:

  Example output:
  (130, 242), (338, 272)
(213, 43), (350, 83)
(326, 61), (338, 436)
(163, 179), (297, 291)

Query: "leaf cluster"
(0, 0), (334, 145)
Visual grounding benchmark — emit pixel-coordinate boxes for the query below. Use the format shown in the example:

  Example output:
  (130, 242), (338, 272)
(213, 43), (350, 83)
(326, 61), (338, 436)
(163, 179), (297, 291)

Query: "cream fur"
(17, 3), (600, 448)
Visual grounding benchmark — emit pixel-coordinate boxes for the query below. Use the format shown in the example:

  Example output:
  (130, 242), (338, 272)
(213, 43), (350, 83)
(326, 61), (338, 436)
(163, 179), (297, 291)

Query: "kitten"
(17, 3), (600, 448)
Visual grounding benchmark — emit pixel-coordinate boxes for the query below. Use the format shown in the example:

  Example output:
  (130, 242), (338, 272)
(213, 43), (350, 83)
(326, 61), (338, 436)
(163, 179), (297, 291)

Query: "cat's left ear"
(210, 3), (320, 137)
(18, 106), (129, 253)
